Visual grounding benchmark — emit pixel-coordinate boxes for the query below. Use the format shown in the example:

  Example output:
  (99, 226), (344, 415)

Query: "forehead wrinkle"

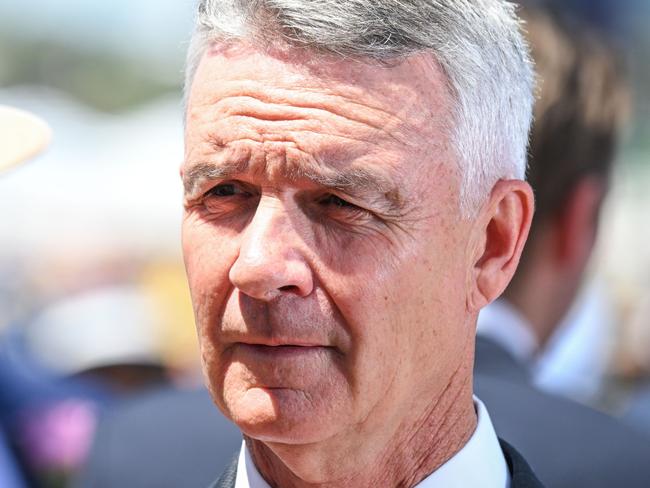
(199, 80), (423, 148)
(189, 96), (411, 170)
(183, 139), (404, 211)
(205, 116), (399, 155)
(206, 80), (408, 125)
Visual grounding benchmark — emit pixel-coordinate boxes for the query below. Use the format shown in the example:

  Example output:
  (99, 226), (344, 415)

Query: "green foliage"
(0, 33), (180, 112)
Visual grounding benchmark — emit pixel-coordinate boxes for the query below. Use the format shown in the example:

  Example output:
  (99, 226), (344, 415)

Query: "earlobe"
(468, 180), (534, 312)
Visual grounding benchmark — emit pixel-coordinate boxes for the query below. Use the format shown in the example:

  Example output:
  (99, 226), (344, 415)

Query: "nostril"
(279, 285), (300, 294)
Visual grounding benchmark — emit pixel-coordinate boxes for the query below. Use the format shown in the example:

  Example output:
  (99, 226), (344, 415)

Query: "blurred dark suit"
(76, 388), (241, 488)
(625, 387), (650, 437)
(475, 336), (650, 488)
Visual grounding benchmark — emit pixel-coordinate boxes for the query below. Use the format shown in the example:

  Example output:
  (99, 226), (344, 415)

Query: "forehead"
(184, 43), (454, 187)
(190, 41), (450, 100)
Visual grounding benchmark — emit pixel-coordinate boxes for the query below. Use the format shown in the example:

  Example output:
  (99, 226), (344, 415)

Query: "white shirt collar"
(234, 397), (509, 488)
(477, 299), (539, 363)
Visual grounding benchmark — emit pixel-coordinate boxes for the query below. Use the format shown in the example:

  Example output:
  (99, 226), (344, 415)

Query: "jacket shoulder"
(500, 439), (545, 487)
(476, 341), (650, 487)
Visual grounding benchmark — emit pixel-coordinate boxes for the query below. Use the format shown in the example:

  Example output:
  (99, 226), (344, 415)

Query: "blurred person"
(22, 280), (200, 487)
(0, 107), (135, 488)
(25, 284), (170, 395)
(520, 0), (636, 37)
(474, 8), (650, 487)
(0, 105), (50, 488)
(76, 274), (242, 488)
(182, 0), (543, 487)
(51, 280), (240, 488)
(76, 387), (241, 488)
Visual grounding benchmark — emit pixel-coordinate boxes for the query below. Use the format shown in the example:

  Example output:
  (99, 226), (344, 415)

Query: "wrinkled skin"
(181, 42), (533, 487)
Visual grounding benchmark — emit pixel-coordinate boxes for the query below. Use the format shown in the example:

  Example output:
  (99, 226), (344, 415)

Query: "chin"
(223, 386), (340, 445)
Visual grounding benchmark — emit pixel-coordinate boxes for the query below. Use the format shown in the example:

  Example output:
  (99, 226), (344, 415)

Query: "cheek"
(401, 233), (473, 375)
(325, 227), (470, 398)
(317, 241), (412, 404)
(182, 216), (240, 333)
(183, 217), (243, 411)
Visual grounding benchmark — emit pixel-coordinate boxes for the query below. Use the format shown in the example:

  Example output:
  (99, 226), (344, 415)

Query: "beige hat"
(0, 105), (51, 173)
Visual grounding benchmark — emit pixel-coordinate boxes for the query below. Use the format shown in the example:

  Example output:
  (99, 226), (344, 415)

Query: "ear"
(553, 175), (607, 267)
(467, 180), (534, 312)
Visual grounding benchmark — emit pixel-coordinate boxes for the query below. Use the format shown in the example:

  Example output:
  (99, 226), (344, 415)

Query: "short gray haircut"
(185, 0), (534, 214)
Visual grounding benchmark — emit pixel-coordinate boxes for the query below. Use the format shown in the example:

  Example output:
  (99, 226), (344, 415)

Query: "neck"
(247, 359), (477, 488)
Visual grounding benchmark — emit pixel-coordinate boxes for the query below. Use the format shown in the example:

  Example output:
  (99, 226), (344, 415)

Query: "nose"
(229, 197), (314, 301)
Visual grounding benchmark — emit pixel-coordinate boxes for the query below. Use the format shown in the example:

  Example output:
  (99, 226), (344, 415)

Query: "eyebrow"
(183, 161), (248, 196)
(183, 160), (404, 210)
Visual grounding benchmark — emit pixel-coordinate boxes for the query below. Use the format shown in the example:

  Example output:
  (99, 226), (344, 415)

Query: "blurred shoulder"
(476, 374), (650, 487)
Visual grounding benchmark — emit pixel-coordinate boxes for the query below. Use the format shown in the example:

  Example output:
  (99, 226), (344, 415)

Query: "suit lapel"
(499, 439), (544, 487)
(209, 454), (238, 488)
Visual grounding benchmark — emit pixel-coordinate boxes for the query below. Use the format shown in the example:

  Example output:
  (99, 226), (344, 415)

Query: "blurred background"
(0, 0), (649, 486)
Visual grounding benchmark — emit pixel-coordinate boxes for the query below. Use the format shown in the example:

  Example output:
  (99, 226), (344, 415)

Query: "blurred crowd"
(1, 0), (650, 487)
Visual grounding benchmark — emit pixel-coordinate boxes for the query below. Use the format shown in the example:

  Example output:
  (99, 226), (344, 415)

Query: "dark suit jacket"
(76, 388), (242, 488)
(209, 440), (543, 487)
(475, 336), (650, 488)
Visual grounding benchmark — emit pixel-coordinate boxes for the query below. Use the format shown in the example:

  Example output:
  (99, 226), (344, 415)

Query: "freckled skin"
(181, 44), (488, 487)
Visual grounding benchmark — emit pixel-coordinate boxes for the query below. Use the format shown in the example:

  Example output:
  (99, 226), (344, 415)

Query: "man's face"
(182, 44), (477, 445)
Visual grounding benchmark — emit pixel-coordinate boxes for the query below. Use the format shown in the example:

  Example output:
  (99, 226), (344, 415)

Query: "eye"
(200, 181), (257, 216)
(315, 194), (374, 224)
(319, 194), (359, 210)
(205, 182), (249, 198)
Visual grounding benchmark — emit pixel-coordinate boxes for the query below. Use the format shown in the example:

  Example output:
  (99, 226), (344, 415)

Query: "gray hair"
(185, 0), (534, 214)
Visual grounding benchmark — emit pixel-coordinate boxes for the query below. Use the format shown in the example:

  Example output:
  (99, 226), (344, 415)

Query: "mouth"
(234, 343), (333, 358)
